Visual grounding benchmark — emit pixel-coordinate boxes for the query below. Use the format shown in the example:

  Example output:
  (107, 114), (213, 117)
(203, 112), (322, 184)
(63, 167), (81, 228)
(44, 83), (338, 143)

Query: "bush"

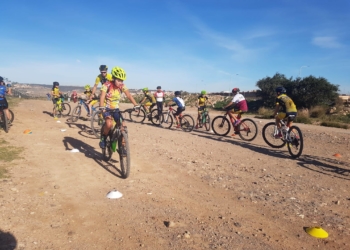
(296, 110), (312, 124)
(309, 106), (327, 118)
(320, 121), (348, 129)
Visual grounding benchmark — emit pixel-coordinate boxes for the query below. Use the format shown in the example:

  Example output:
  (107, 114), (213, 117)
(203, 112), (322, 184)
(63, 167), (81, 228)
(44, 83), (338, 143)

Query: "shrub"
(320, 121), (348, 129)
(296, 110), (312, 124)
(309, 106), (327, 118)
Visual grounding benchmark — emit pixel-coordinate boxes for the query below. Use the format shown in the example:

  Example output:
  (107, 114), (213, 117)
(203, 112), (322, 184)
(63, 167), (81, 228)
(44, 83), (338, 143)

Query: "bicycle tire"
(71, 106), (81, 122)
(91, 110), (104, 139)
(262, 122), (286, 148)
(61, 103), (71, 116)
(180, 115), (194, 132)
(9, 109), (14, 123)
(211, 116), (231, 136)
(129, 108), (145, 123)
(150, 109), (162, 126)
(1, 110), (9, 133)
(161, 112), (173, 129)
(287, 126), (303, 158)
(119, 131), (130, 179)
(102, 135), (113, 162)
(204, 114), (210, 131)
(238, 118), (258, 141)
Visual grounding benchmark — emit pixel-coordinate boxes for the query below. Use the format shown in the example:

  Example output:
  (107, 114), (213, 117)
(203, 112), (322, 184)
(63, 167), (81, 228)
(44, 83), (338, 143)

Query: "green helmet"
(142, 87), (148, 92)
(84, 85), (91, 90)
(201, 90), (206, 95)
(111, 66), (126, 80)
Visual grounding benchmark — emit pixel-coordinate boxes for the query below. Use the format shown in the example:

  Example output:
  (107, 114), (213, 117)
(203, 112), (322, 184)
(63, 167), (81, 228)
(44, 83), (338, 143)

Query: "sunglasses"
(101, 71), (107, 74)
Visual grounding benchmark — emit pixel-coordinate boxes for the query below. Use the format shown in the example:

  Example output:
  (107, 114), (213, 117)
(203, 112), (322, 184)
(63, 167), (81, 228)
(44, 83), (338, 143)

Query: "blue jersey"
(172, 96), (185, 108)
(0, 85), (7, 100)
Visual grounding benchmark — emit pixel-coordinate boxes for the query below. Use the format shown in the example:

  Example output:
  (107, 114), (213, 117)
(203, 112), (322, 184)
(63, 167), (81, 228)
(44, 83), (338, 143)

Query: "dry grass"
(0, 138), (23, 178)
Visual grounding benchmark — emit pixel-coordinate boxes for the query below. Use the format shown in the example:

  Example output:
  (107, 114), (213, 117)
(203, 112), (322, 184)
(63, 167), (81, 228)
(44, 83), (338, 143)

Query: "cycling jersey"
(154, 91), (165, 102)
(84, 90), (93, 98)
(101, 81), (128, 109)
(276, 94), (297, 113)
(52, 87), (60, 98)
(94, 73), (113, 86)
(0, 85), (7, 100)
(231, 93), (248, 111)
(198, 95), (208, 106)
(144, 92), (156, 103)
(172, 96), (185, 108)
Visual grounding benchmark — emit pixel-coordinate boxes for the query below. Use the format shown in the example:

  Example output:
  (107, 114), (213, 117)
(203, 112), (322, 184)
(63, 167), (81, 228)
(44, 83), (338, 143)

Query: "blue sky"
(1, 0), (349, 93)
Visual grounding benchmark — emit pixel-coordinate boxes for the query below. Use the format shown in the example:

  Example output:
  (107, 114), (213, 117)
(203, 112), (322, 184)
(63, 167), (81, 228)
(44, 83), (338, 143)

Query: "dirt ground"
(0, 99), (349, 250)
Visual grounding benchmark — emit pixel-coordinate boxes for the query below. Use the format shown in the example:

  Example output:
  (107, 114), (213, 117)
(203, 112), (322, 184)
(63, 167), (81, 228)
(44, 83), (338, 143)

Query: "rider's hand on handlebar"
(99, 107), (105, 111)
(133, 105), (140, 110)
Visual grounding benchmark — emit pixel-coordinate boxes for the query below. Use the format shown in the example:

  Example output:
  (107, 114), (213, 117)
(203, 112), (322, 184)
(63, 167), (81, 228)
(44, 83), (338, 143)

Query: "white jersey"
(154, 91), (165, 102)
(231, 93), (245, 104)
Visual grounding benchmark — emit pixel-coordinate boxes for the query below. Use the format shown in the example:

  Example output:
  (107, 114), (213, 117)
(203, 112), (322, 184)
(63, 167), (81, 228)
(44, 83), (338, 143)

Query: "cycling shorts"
(230, 109), (246, 115)
(277, 112), (297, 121)
(89, 99), (98, 106)
(197, 106), (207, 113)
(52, 98), (59, 105)
(0, 98), (8, 109)
(103, 108), (123, 123)
(174, 107), (185, 116)
(144, 101), (156, 107)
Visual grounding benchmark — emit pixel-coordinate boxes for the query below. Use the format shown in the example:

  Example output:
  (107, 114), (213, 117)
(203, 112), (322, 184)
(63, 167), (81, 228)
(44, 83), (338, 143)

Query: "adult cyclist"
(99, 66), (139, 149)
(90, 65), (113, 102)
(0, 76), (12, 123)
(271, 86), (297, 138)
(195, 90), (214, 129)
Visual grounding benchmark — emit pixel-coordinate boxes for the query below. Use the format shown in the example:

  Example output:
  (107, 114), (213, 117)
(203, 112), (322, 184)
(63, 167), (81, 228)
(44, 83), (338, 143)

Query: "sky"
(1, 0), (349, 93)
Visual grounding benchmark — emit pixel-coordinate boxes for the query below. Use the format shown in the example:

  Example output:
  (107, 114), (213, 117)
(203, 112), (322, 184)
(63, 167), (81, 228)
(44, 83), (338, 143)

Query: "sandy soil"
(0, 99), (349, 250)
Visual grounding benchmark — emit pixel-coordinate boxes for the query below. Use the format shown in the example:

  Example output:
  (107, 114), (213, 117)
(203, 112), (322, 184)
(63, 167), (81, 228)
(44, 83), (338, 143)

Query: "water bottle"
(111, 141), (117, 152)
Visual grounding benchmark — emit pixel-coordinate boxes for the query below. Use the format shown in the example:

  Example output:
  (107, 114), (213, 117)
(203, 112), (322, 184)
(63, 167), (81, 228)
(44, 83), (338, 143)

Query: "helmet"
(111, 66), (126, 81)
(232, 88), (240, 93)
(142, 87), (148, 92)
(174, 91), (181, 96)
(275, 86), (286, 94)
(0, 76), (3, 82)
(53, 81), (59, 86)
(84, 85), (90, 90)
(201, 90), (206, 95)
(157, 86), (161, 89)
(99, 65), (108, 71)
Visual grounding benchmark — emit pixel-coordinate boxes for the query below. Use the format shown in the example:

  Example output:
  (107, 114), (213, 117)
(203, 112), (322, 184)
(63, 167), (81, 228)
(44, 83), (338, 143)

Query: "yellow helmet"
(111, 66), (126, 81)
(84, 85), (90, 90)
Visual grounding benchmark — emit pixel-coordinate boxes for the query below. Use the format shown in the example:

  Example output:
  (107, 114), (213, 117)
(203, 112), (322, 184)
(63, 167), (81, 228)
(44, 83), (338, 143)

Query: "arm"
(90, 85), (98, 100)
(223, 101), (233, 109)
(100, 89), (106, 107)
(124, 90), (138, 106)
(272, 104), (280, 116)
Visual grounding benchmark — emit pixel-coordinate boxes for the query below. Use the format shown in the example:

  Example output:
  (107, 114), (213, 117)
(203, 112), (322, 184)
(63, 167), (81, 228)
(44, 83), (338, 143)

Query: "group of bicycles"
(60, 98), (303, 179)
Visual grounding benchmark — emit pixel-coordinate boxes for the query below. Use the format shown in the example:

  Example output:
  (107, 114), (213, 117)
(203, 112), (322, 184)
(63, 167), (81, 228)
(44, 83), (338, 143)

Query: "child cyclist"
(51, 81), (62, 117)
(140, 87), (156, 120)
(167, 91), (185, 128)
(271, 86), (297, 138)
(195, 90), (214, 129)
(223, 87), (248, 136)
(81, 85), (98, 117)
(0, 76), (12, 122)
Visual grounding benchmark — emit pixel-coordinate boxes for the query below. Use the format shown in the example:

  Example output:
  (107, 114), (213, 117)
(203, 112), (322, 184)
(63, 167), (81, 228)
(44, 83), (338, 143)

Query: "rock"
(165, 221), (175, 228)
(234, 222), (242, 227)
(54, 185), (60, 189)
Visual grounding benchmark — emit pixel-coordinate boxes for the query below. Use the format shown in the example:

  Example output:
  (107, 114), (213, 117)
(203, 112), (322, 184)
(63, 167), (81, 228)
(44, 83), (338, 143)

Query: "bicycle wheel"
(211, 116), (230, 136)
(180, 115), (194, 132)
(150, 109), (162, 126)
(238, 118), (258, 141)
(204, 114), (210, 131)
(129, 108), (145, 123)
(287, 126), (303, 158)
(102, 134), (113, 162)
(262, 122), (286, 148)
(9, 109), (14, 123)
(91, 110), (104, 138)
(118, 131), (130, 179)
(0, 110), (9, 133)
(71, 106), (81, 122)
(161, 112), (173, 129)
(61, 103), (71, 116)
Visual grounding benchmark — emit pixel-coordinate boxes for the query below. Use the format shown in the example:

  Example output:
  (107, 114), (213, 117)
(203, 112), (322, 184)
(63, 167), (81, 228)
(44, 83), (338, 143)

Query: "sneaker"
(176, 124), (181, 129)
(231, 131), (240, 136)
(195, 124), (199, 129)
(233, 119), (241, 126)
(87, 113), (91, 117)
(99, 137), (106, 149)
(274, 131), (283, 139)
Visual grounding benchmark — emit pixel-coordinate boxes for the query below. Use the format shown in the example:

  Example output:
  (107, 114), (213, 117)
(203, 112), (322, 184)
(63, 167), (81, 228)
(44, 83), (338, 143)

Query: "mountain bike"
(196, 106), (211, 131)
(211, 109), (258, 141)
(100, 108), (132, 179)
(161, 105), (195, 132)
(129, 103), (161, 125)
(54, 97), (71, 118)
(262, 115), (303, 158)
(71, 98), (100, 122)
(0, 105), (9, 133)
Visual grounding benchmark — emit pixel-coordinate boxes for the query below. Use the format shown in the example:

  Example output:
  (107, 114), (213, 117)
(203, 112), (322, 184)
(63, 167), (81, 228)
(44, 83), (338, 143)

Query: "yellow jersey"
(95, 73), (113, 86)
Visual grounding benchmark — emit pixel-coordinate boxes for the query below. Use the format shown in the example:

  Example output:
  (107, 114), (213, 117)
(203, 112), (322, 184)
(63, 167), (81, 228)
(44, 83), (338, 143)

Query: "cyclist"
(223, 88), (248, 136)
(195, 90), (214, 129)
(271, 86), (297, 138)
(139, 87), (156, 120)
(0, 76), (12, 123)
(81, 85), (97, 117)
(99, 66), (139, 149)
(90, 65), (113, 101)
(154, 86), (165, 118)
(51, 81), (62, 117)
(167, 91), (185, 129)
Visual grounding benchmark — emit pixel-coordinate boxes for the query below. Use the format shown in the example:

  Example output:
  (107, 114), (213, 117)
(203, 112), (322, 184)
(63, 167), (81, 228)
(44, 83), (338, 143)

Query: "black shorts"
(52, 98), (59, 104)
(174, 107), (185, 116)
(0, 98), (8, 109)
(198, 106), (206, 112)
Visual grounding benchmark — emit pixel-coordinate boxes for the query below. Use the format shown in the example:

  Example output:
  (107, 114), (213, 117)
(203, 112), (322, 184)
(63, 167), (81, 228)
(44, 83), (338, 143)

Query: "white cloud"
(312, 36), (343, 48)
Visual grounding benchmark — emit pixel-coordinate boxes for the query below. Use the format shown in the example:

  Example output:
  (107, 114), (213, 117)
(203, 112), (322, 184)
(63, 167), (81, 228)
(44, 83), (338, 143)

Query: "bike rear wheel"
(150, 109), (163, 126)
(71, 106), (81, 122)
(102, 135), (113, 162)
(91, 110), (104, 138)
(161, 112), (173, 129)
(8, 109), (14, 123)
(211, 116), (230, 136)
(238, 118), (258, 141)
(287, 126), (303, 158)
(204, 114), (210, 131)
(118, 131), (130, 178)
(129, 108), (146, 123)
(0, 110), (9, 133)
(61, 103), (71, 116)
(180, 115), (195, 132)
(262, 122), (286, 148)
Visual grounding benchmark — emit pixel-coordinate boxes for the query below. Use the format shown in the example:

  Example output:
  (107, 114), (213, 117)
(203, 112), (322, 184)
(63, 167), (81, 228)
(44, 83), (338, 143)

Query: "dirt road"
(0, 99), (349, 249)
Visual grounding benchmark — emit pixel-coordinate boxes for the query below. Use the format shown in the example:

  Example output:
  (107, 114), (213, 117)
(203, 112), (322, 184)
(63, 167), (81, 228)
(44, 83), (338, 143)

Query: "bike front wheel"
(102, 135), (113, 162)
(118, 131), (130, 179)
(262, 122), (286, 148)
(0, 110), (9, 133)
(8, 109), (14, 123)
(180, 115), (195, 132)
(238, 118), (258, 141)
(91, 110), (104, 138)
(150, 109), (163, 126)
(61, 103), (71, 116)
(287, 126), (303, 158)
(71, 106), (81, 122)
(161, 112), (173, 129)
(204, 114), (210, 131)
(129, 108), (146, 123)
(211, 116), (230, 136)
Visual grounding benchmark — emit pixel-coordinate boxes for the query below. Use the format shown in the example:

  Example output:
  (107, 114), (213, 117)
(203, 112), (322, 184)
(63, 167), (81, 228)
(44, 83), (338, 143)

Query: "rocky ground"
(0, 99), (349, 250)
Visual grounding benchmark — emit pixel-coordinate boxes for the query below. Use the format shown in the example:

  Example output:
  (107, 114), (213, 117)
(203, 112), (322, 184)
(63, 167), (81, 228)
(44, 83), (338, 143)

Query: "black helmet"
(157, 86), (161, 89)
(0, 76), (3, 82)
(99, 65), (108, 71)
(174, 91), (181, 96)
(53, 81), (59, 86)
(275, 86), (286, 94)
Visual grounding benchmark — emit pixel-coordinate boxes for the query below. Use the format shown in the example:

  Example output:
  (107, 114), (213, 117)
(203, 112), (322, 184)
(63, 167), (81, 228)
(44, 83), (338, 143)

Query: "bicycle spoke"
(287, 126), (303, 158)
